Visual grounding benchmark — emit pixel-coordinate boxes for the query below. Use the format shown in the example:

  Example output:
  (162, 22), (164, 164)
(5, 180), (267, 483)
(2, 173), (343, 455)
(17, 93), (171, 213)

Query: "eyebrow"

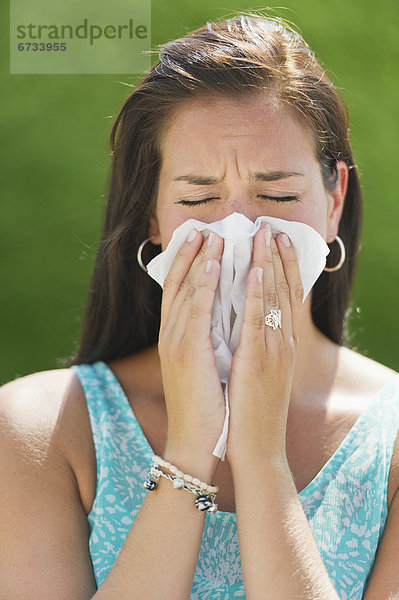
(173, 170), (305, 185)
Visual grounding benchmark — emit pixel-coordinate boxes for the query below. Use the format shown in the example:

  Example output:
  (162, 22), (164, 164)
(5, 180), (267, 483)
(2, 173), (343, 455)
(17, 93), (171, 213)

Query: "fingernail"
(206, 259), (214, 272)
(264, 223), (272, 247)
(280, 233), (291, 248)
(256, 266), (263, 284)
(208, 231), (215, 247)
(186, 229), (197, 243)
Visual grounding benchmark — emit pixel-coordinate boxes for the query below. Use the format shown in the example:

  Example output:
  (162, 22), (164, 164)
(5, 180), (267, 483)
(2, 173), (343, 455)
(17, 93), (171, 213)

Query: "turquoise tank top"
(71, 361), (399, 599)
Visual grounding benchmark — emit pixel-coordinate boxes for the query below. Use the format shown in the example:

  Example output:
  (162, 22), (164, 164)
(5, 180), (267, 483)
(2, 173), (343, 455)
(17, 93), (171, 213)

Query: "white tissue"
(146, 212), (330, 461)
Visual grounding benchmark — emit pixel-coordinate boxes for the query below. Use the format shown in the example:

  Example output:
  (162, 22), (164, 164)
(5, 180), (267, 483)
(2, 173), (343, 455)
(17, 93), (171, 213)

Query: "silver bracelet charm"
(143, 464), (219, 513)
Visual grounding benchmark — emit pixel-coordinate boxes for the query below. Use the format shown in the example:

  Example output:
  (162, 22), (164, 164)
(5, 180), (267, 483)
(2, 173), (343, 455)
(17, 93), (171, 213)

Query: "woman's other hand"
(226, 224), (304, 466)
(158, 229), (225, 471)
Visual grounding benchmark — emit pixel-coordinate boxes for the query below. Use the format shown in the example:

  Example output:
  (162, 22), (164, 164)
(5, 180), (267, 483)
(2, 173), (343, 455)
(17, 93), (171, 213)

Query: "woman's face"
(152, 94), (347, 250)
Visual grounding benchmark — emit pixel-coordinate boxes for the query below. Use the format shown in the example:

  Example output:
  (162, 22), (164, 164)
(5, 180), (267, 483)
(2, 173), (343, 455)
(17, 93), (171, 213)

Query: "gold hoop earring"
(323, 235), (346, 272)
(137, 236), (156, 273)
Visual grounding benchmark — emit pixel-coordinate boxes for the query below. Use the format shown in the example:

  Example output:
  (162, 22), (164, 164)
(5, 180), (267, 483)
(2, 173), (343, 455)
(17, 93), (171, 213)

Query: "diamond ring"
(264, 309), (282, 330)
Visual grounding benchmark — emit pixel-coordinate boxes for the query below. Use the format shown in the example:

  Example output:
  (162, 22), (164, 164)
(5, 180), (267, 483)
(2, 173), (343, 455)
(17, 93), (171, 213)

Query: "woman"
(1, 11), (398, 600)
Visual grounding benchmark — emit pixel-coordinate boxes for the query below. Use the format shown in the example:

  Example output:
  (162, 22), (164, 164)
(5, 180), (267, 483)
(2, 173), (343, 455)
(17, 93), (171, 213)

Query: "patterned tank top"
(71, 361), (399, 600)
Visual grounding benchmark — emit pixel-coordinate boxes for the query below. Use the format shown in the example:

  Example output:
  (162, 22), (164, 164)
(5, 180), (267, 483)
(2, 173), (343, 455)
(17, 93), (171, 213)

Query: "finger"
(161, 230), (224, 340)
(268, 232), (293, 343)
(159, 228), (203, 337)
(239, 265), (266, 357)
(182, 257), (221, 349)
(275, 232), (304, 345)
(251, 224), (283, 349)
(172, 231), (224, 341)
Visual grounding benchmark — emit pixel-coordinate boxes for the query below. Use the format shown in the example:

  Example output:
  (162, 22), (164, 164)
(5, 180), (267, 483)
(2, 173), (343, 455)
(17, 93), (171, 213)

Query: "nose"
(205, 186), (251, 223)
(219, 199), (262, 224)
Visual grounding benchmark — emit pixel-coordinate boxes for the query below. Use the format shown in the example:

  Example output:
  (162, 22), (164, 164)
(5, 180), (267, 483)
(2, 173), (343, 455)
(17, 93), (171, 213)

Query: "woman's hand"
(226, 223), (304, 465)
(158, 229), (226, 465)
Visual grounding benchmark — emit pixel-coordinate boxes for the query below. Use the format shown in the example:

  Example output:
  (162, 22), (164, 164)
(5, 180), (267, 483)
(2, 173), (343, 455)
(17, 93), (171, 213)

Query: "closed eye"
(258, 195), (300, 202)
(176, 195), (300, 206)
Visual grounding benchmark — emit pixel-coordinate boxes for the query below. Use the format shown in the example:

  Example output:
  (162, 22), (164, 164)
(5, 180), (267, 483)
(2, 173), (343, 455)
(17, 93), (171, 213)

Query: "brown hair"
(67, 10), (362, 366)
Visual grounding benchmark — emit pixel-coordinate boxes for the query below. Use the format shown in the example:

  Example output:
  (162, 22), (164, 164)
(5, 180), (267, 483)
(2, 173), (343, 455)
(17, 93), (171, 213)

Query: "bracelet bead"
(173, 477), (185, 489)
(151, 455), (219, 493)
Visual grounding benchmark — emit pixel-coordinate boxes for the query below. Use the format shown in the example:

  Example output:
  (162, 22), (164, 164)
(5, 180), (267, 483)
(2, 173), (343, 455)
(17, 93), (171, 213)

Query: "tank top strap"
(71, 362), (126, 451)
(71, 361), (156, 587)
(70, 361), (155, 475)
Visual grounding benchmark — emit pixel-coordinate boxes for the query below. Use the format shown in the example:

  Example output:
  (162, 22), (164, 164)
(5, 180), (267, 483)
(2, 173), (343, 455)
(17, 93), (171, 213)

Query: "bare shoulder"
(0, 367), (95, 512)
(336, 346), (398, 400)
(0, 368), (74, 454)
(0, 367), (84, 447)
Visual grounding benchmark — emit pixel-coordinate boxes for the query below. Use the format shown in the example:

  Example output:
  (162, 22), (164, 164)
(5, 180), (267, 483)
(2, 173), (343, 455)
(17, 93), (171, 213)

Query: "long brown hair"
(67, 11), (362, 366)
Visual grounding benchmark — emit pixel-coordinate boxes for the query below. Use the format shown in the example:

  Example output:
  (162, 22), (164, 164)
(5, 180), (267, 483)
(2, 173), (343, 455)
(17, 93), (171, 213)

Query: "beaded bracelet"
(151, 454), (219, 494)
(143, 462), (219, 513)
(143, 465), (219, 513)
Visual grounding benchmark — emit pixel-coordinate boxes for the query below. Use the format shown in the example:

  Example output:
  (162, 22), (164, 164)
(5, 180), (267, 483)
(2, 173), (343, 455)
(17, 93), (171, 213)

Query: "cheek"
(156, 207), (189, 250)
(294, 193), (330, 240)
(155, 194), (176, 250)
(156, 192), (207, 249)
(285, 209), (327, 242)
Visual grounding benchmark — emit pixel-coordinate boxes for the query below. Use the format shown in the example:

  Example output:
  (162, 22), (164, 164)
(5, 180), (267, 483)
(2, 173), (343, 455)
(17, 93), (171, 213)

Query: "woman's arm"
(225, 228), (340, 598)
(0, 378), (97, 599)
(231, 454), (340, 600)
(232, 448), (399, 600)
(0, 378), (218, 600)
(95, 445), (218, 600)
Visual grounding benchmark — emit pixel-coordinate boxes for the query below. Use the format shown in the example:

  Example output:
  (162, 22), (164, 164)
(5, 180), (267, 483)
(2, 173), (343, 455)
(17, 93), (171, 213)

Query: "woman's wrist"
(163, 445), (220, 484)
(229, 450), (290, 480)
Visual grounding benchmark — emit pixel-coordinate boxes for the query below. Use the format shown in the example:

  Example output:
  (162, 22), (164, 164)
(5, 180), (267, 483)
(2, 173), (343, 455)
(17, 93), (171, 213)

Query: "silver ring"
(264, 309), (282, 330)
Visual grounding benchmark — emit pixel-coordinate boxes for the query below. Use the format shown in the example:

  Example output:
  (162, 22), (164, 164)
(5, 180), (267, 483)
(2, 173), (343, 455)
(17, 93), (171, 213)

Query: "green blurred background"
(1, 0), (398, 385)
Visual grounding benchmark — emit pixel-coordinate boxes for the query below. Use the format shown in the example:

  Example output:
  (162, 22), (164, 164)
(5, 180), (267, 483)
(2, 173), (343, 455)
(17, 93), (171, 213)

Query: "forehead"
(159, 94), (317, 174)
